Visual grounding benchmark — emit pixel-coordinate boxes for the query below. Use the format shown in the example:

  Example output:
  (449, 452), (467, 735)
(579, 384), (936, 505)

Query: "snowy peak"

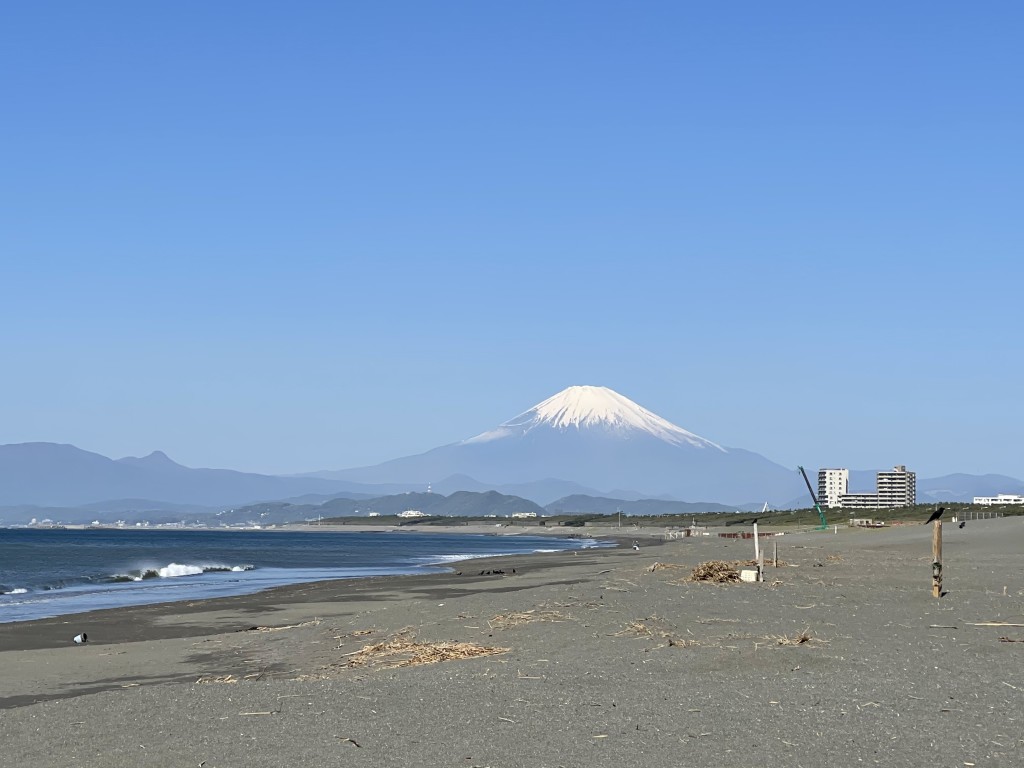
(465, 385), (724, 450)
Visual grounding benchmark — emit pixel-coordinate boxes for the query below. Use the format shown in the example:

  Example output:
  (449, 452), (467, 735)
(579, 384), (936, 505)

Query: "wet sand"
(2, 519), (1023, 767)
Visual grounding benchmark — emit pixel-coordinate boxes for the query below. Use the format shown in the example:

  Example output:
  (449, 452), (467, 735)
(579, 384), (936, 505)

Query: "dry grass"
(196, 674), (238, 684)
(615, 620), (657, 637)
(488, 609), (569, 630)
(689, 560), (743, 583)
(248, 618), (321, 633)
(647, 562), (689, 572)
(614, 616), (699, 648)
(775, 628), (813, 646)
(345, 632), (508, 669)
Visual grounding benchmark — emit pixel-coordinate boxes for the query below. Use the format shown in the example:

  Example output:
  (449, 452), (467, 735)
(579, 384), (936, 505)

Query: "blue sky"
(2, 2), (1021, 479)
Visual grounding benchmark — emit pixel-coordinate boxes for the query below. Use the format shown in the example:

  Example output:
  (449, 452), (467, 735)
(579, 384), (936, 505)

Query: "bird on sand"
(924, 507), (946, 524)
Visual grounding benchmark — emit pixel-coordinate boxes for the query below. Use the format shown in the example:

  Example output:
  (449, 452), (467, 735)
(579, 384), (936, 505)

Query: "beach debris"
(517, 670), (543, 679)
(73, 633), (88, 644)
(345, 632), (508, 669)
(776, 628), (813, 646)
(338, 737), (362, 748)
(614, 616), (696, 647)
(196, 674), (238, 684)
(615, 620), (658, 637)
(488, 609), (568, 630)
(648, 562), (688, 572)
(998, 637), (1024, 643)
(241, 619), (321, 633)
(969, 622), (1024, 627)
(689, 561), (742, 583)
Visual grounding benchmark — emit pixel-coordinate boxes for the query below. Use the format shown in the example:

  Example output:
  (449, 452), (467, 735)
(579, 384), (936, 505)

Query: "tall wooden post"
(932, 520), (943, 598)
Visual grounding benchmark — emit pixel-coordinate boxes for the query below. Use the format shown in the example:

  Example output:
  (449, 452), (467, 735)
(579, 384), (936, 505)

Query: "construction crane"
(797, 466), (829, 530)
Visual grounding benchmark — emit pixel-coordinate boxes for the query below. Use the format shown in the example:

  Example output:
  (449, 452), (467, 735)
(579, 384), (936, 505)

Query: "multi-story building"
(876, 465), (916, 507)
(973, 494), (1024, 506)
(817, 468), (849, 509)
(831, 465), (916, 509)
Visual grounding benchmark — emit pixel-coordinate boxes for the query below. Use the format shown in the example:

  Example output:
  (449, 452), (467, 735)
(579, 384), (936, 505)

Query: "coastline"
(0, 525), (618, 626)
(3, 519), (1023, 766)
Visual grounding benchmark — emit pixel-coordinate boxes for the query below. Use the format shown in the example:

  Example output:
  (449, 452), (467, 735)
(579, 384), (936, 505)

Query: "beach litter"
(689, 561), (742, 583)
(241, 619), (321, 633)
(345, 632), (508, 669)
(196, 674), (239, 684)
(488, 609), (569, 630)
(775, 628), (814, 646)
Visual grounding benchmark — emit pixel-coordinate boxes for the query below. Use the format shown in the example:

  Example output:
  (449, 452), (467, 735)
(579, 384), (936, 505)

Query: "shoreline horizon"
(0, 526), (627, 630)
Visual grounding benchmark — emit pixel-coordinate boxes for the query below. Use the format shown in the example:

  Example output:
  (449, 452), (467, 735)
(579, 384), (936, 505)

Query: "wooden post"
(753, 523), (761, 581)
(932, 520), (943, 598)
(774, 539), (778, 568)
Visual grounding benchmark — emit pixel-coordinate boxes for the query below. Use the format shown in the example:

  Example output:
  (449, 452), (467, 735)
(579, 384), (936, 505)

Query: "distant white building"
(974, 494), (1024, 506)
(397, 510), (427, 518)
(817, 469), (849, 509)
(511, 511), (538, 519)
(830, 465), (916, 509)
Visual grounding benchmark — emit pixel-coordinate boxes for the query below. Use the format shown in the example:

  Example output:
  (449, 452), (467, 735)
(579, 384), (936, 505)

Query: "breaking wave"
(109, 563), (255, 582)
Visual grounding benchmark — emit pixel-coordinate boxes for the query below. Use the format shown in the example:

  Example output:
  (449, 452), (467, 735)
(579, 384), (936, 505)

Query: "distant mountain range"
(0, 443), (359, 508)
(1, 385), (1021, 521)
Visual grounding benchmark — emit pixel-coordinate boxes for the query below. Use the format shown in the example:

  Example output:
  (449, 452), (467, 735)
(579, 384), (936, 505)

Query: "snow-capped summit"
(464, 385), (723, 450)
(319, 384), (804, 505)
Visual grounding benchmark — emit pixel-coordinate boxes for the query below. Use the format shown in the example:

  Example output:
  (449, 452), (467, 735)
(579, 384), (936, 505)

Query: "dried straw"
(488, 609), (568, 630)
(689, 560), (742, 583)
(346, 633), (508, 669)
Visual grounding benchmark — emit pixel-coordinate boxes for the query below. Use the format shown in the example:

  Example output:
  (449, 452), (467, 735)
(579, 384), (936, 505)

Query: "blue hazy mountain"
(0, 443), (357, 507)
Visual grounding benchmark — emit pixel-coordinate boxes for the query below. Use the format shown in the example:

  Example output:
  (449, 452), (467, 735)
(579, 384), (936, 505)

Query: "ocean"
(0, 527), (606, 624)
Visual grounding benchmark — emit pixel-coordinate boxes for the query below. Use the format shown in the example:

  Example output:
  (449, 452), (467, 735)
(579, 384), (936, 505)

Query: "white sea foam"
(124, 563), (256, 581)
(4, 588), (28, 595)
(157, 563), (204, 578)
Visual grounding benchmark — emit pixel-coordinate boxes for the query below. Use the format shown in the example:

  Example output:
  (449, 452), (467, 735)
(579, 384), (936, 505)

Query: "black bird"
(959, 521), (966, 529)
(924, 506), (946, 524)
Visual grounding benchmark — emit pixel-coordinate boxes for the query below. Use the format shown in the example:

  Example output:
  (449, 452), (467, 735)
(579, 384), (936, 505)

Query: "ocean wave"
(418, 553), (506, 565)
(109, 563), (256, 582)
(0, 587), (28, 595)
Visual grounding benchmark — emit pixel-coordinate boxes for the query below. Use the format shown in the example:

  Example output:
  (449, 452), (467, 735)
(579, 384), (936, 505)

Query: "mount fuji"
(313, 386), (805, 505)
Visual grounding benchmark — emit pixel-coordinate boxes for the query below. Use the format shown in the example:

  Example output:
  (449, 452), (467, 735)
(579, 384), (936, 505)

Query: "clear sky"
(2, 2), (1021, 479)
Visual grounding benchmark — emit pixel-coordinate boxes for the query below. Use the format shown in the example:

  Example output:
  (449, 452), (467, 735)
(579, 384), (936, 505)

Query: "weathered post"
(753, 523), (762, 581)
(932, 520), (943, 598)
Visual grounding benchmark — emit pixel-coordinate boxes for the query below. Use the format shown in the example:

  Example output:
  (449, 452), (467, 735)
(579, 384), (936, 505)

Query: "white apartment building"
(876, 465), (916, 507)
(817, 468), (849, 509)
(831, 465), (916, 509)
(973, 494), (1024, 506)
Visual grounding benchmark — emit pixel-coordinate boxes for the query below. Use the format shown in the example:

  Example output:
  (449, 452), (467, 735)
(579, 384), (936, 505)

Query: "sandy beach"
(2, 519), (1023, 767)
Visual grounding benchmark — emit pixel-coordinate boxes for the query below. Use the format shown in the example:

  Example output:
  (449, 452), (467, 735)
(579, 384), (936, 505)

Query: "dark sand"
(2, 520), (1023, 767)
